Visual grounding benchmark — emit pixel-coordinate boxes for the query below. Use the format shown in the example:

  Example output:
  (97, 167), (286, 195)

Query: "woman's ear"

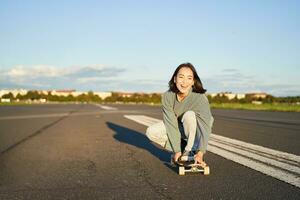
(173, 77), (176, 83)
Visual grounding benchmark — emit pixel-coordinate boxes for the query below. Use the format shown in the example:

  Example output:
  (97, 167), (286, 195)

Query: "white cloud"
(7, 65), (28, 77)
(0, 64), (126, 90)
(1, 64), (125, 80)
(3, 65), (62, 79)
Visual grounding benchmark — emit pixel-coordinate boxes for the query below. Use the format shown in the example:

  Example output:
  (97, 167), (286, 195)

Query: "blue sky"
(0, 0), (299, 96)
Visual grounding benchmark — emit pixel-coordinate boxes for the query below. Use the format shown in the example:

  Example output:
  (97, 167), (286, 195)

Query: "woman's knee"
(146, 126), (154, 140)
(146, 124), (159, 140)
(182, 111), (196, 123)
(146, 122), (165, 140)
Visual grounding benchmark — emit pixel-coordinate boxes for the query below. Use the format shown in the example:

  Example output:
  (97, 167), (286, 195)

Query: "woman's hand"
(173, 152), (182, 162)
(194, 151), (207, 167)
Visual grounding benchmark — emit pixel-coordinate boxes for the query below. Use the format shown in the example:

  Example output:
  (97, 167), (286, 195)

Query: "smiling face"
(174, 67), (195, 96)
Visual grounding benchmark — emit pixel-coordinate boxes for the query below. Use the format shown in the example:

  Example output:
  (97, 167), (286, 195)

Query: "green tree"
(66, 94), (75, 102)
(25, 91), (41, 100)
(244, 94), (254, 103)
(230, 96), (239, 103)
(2, 92), (14, 100)
(262, 95), (275, 103)
(211, 94), (229, 103)
(16, 93), (24, 100)
(149, 93), (161, 104)
(207, 95), (212, 103)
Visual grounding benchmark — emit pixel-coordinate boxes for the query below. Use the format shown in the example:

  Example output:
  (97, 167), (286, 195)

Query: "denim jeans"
(146, 111), (199, 152)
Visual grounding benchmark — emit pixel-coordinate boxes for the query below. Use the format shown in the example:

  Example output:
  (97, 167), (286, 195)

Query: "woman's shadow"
(106, 122), (171, 163)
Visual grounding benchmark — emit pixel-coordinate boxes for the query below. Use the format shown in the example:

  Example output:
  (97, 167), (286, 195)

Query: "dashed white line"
(94, 104), (118, 110)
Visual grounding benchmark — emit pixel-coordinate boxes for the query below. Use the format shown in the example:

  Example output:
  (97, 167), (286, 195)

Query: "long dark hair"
(168, 63), (206, 94)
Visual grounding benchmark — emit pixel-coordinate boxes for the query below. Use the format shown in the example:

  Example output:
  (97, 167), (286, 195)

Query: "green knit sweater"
(162, 89), (214, 153)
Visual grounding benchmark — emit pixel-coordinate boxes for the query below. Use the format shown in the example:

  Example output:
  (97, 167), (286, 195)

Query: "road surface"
(0, 103), (299, 199)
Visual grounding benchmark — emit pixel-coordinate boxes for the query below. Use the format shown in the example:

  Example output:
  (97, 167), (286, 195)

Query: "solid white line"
(208, 145), (300, 188)
(123, 114), (300, 188)
(124, 115), (160, 126)
(210, 137), (299, 166)
(209, 140), (300, 174)
(210, 134), (300, 163)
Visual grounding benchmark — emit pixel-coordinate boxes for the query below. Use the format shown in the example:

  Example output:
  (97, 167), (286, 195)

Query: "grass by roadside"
(211, 103), (300, 112)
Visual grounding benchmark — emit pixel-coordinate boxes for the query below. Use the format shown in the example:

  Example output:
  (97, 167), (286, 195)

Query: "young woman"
(146, 63), (214, 167)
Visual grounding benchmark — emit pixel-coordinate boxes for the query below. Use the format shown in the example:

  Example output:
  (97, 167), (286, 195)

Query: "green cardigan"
(162, 89), (214, 153)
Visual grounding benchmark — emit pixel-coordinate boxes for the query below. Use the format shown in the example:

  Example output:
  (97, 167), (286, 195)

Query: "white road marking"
(124, 115), (161, 126)
(94, 104), (118, 110)
(124, 115), (300, 188)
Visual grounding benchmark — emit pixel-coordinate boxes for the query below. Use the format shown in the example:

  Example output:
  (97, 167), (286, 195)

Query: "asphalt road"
(0, 103), (299, 199)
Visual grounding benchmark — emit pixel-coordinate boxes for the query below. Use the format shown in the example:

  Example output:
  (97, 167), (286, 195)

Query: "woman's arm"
(162, 93), (181, 153)
(194, 94), (214, 153)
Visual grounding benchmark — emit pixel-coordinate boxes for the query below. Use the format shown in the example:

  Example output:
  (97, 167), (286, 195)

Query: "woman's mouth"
(180, 85), (188, 89)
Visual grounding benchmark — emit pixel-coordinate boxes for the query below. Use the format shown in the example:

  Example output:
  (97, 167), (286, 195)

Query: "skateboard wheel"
(204, 166), (210, 175)
(179, 166), (185, 175)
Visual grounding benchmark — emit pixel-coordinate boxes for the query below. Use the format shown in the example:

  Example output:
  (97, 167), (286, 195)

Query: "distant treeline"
(207, 94), (300, 104)
(1, 91), (161, 104)
(1, 91), (300, 104)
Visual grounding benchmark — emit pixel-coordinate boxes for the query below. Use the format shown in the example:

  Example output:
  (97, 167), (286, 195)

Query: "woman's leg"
(181, 111), (198, 152)
(181, 111), (207, 166)
(146, 121), (168, 149)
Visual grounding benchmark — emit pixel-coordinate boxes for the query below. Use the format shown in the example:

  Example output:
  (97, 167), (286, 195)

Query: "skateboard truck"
(178, 163), (210, 176)
(171, 155), (210, 176)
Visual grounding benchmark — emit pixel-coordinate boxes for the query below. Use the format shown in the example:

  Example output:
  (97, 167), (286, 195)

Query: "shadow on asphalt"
(106, 122), (172, 163)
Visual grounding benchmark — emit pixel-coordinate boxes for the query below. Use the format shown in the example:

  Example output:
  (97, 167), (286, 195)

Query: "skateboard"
(171, 155), (210, 176)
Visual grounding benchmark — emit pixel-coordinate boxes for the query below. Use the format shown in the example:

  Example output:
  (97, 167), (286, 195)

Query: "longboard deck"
(178, 164), (210, 176)
(171, 155), (210, 176)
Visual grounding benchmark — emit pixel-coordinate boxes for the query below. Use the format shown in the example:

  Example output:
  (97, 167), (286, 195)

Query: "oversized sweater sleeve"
(162, 92), (181, 153)
(195, 94), (214, 153)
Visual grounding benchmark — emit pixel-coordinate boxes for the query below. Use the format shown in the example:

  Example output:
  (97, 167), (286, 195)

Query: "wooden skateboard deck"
(178, 163), (210, 175)
(171, 155), (210, 176)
